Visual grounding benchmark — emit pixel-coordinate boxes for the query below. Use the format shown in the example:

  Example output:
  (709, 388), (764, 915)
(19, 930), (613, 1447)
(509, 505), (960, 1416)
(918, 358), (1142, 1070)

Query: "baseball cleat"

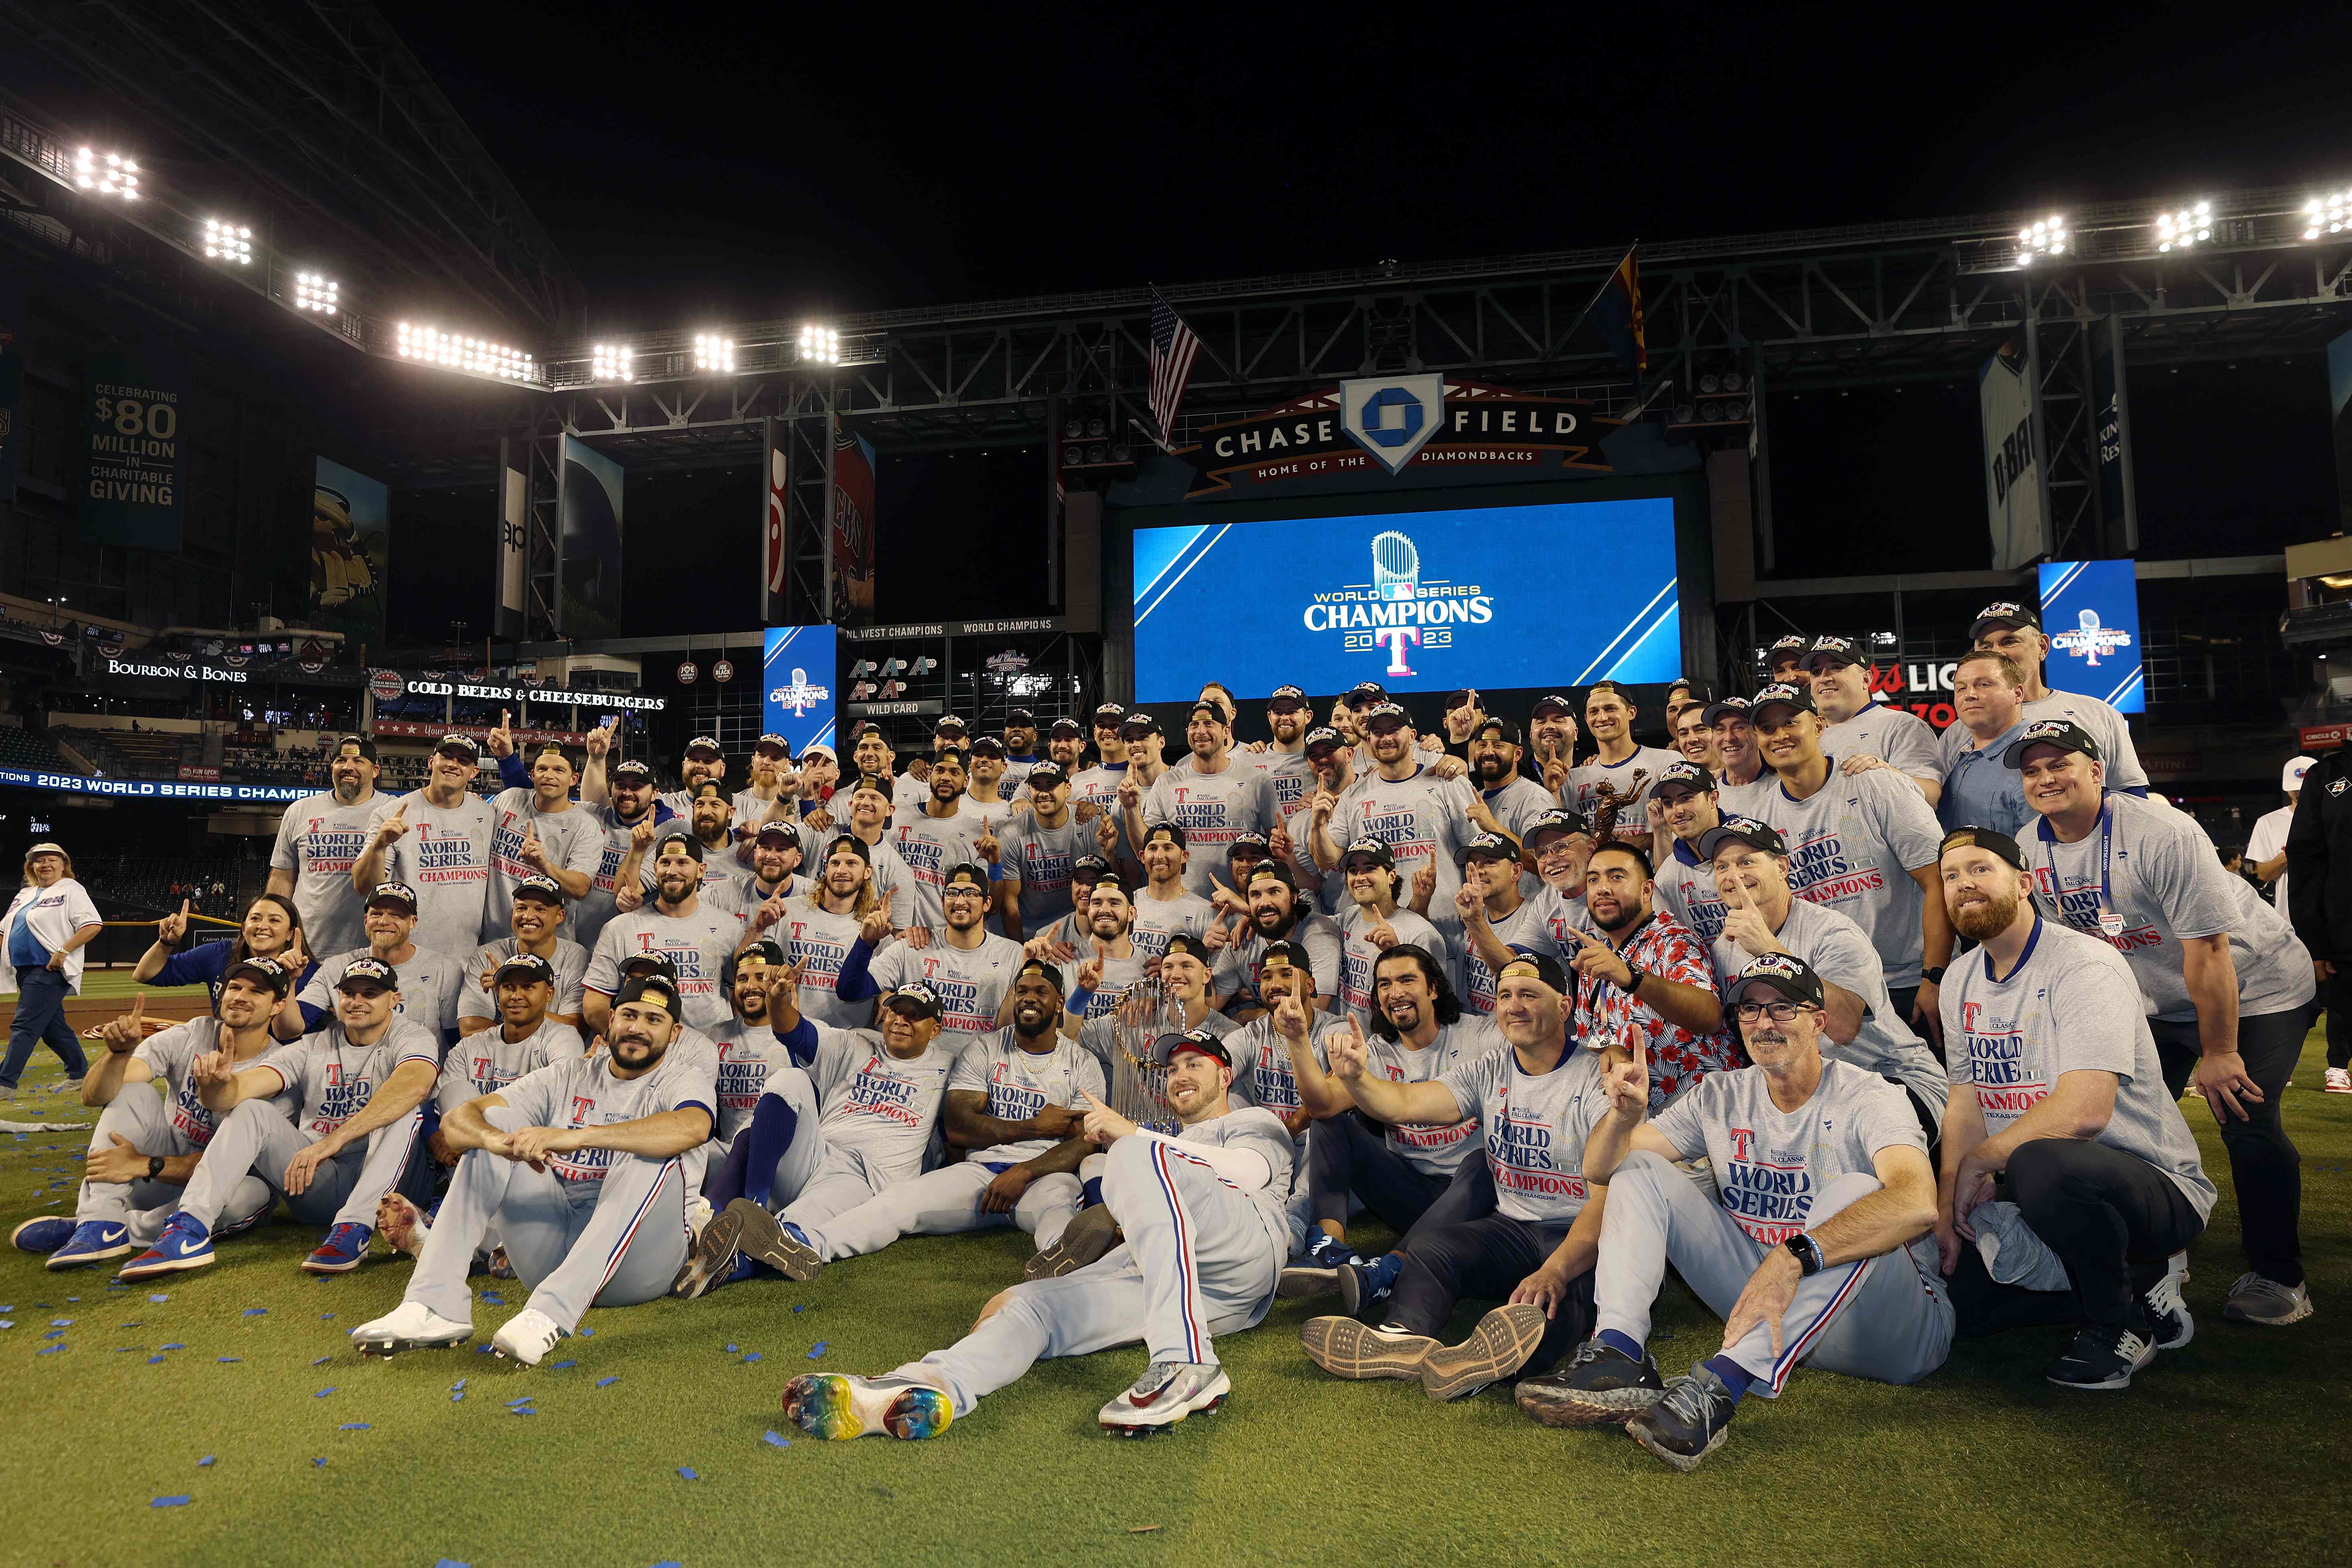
(351, 1300), (474, 1355)
(674, 1200), (749, 1299)
(2223, 1271), (2314, 1326)
(2044, 1324), (2156, 1390)
(1298, 1317), (1438, 1383)
(11, 1216), (74, 1255)
(1419, 1304), (1548, 1401)
(2144, 1255), (2195, 1349)
(1024, 1202), (1119, 1281)
(2324, 1066), (2350, 1094)
(47, 1220), (134, 1270)
(1514, 1338), (1667, 1427)
(491, 1307), (567, 1366)
(117, 1213), (214, 1279)
(730, 1202), (823, 1281)
(1099, 1361), (1229, 1435)
(1625, 1366), (1737, 1472)
(783, 1373), (954, 1441)
(376, 1193), (430, 1257)
(301, 1222), (373, 1273)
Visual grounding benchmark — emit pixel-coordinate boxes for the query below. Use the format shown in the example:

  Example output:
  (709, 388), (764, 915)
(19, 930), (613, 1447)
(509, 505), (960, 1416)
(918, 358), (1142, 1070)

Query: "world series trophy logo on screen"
(1371, 530), (1421, 602)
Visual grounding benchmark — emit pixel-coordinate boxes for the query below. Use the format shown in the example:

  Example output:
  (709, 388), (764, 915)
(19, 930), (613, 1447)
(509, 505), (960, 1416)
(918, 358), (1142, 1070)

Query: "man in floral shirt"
(1563, 841), (1743, 1111)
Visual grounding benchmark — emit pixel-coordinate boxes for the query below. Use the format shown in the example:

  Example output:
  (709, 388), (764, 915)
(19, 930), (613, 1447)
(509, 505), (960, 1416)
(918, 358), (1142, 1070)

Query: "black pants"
(1388, 1212), (1592, 1375)
(1307, 1114), (1451, 1233)
(1950, 1138), (2203, 1336)
(2149, 1009), (2305, 1286)
(2325, 968), (2352, 1071)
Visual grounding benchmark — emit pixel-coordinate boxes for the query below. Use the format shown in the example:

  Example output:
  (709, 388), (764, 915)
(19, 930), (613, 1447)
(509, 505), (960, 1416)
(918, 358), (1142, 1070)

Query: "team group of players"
(4, 597), (2313, 1466)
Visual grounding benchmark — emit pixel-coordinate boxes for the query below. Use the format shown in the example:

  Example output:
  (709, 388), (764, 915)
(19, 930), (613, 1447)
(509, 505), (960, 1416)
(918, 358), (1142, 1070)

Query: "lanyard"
(2041, 798), (2123, 937)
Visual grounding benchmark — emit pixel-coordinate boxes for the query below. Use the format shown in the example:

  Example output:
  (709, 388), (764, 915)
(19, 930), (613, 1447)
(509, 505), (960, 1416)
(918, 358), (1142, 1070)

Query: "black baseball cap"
(1227, 831), (1271, 861)
(941, 862), (991, 894)
(823, 833), (871, 865)
(1456, 830), (1521, 865)
(969, 735), (1006, 758)
(1341, 836), (1395, 870)
(620, 953), (680, 981)
(1971, 600), (2043, 640)
(934, 716), (969, 737)
(851, 721), (891, 744)
(753, 733), (791, 756)
(1162, 931), (1214, 964)
(1259, 939), (1314, 975)
(1940, 825), (2029, 870)
(1446, 688), (1483, 711)
(1749, 682), (1816, 721)
(1005, 708), (1036, 726)
(494, 952), (558, 986)
(1303, 726), (1347, 755)
(1048, 717), (1086, 738)
(887, 981), (944, 1022)
(1803, 636), (1864, 672)
(333, 733), (378, 762)
(1024, 762), (1070, 790)
(736, 937), (787, 967)
(1141, 821), (1187, 849)
(1529, 694), (1576, 718)
(690, 779), (729, 802)
(512, 873), (566, 906)
(1725, 953), (1826, 1010)
(1119, 713), (1164, 739)
(1698, 815), (1788, 861)
(1186, 700), (1228, 723)
(1344, 681), (1387, 706)
(1587, 679), (1633, 703)
(224, 955), (293, 999)
(1072, 853), (1111, 879)
(1246, 859), (1296, 890)
(1474, 716), (1524, 745)
(613, 973), (681, 1018)
(654, 828), (705, 863)
(1767, 634), (1812, 665)
(1521, 808), (1592, 850)
(1158, 1027), (1232, 1070)
(683, 735), (724, 758)
(367, 880), (418, 914)
(1016, 957), (1065, 995)
(753, 820), (798, 845)
(1267, 685), (1309, 711)
(1493, 951), (1570, 995)
(1362, 703), (1411, 732)
(435, 734), (479, 762)
(2003, 718), (2102, 768)
(1091, 703), (1128, 725)
(1651, 759), (1716, 798)
(336, 955), (399, 992)
(609, 759), (655, 784)
(1700, 695), (1752, 728)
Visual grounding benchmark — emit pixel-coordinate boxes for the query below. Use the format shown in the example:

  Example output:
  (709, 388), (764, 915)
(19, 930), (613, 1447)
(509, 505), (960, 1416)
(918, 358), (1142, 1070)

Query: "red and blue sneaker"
(48, 1220), (134, 1270)
(118, 1213), (214, 1280)
(301, 1222), (373, 1274)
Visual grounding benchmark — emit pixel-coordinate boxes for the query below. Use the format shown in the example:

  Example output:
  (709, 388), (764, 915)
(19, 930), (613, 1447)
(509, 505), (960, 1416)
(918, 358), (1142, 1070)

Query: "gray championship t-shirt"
(1131, 887), (1217, 961)
(1654, 837), (1729, 948)
(134, 1020), (246, 1151)
(368, 789), (497, 958)
(497, 1041), (717, 1188)
(437, 1017), (586, 1114)
(259, 1017), (441, 1140)
(868, 930), (1027, 1038)
(1247, 747), (1319, 821)
(1755, 764), (1943, 987)
(1143, 758), (1281, 900)
(1211, 915), (1343, 1015)
(998, 815), (1092, 936)
(775, 902), (874, 1030)
(455, 937), (590, 1024)
(1941, 917), (2216, 1219)
(802, 1022), (959, 1188)
(574, 803), (656, 953)
(1438, 1042), (1610, 1225)
(1364, 1016), (1502, 1178)
(945, 1029), (1107, 1164)
(1819, 704), (1942, 790)
(484, 789), (605, 942)
(706, 1017), (794, 1155)
(886, 808), (985, 932)
(584, 902), (745, 1029)
(1323, 768), (1481, 951)
(270, 793), (381, 959)
(1335, 904), (1452, 1022)
(2019, 794), (2314, 1022)
(301, 945), (468, 1040)
(1460, 897), (1567, 1018)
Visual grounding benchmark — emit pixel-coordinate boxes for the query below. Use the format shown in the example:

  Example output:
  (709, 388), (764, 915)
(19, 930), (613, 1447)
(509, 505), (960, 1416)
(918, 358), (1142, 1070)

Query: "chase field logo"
(2051, 607), (2131, 668)
(1300, 529), (1495, 677)
(1340, 375), (1448, 475)
(769, 667), (831, 717)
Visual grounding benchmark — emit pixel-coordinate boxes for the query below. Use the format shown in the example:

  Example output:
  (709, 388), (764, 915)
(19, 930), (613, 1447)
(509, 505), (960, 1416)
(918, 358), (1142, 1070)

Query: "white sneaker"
(1099, 1361), (1230, 1434)
(2224, 1272), (2315, 1326)
(491, 1306), (566, 1365)
(351, 1300), (473, 1354)
(2325, 1067), (2351, 1095)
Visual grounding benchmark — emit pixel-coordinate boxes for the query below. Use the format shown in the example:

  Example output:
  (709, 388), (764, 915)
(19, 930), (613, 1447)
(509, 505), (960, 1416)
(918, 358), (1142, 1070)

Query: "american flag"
(1147, 286), (1201, 440)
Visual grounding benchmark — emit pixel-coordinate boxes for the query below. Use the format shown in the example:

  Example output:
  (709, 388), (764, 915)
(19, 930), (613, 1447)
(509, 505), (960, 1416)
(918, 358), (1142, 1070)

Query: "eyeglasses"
(1733, 1000), (1816, 1023)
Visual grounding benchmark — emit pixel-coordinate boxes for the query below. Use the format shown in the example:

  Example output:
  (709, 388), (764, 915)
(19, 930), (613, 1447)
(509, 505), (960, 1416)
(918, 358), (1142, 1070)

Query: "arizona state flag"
(1588, 245), (1647, 395)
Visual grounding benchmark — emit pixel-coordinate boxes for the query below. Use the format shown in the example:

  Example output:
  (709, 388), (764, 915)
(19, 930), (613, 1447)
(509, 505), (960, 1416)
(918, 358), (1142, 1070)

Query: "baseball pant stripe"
(1149, 1141), (1204, 1364)
(593, 1159), (680, 1299)
(1767, 1255), (1872, 1393)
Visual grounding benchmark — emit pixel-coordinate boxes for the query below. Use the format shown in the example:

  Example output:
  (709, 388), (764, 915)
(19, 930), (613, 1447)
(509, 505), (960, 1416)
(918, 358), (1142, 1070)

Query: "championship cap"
(941, 862), (990, 893)
(1087, 868), (1128, 897)
(1587, 679), (1633, 702)
(752, 819), (799, 845)
(754, 733), (792, 756)
(609, 758), (656, 784)
(1724, 953), (1826, 1010)
(1521, 808), (1592, 849)
(1227, 831), (1271, 860)
(851, 721), (891, 744)
(1118, 712), (1164, 739)
(1343, 681), (1388, 706)
(1651, 759), (1716, 798)
(1161, 931), (1213, 964)
(336, 955), (399, 992)
(824, 833), (871, 865)
(619, 953), (680, 981)
(691, 779), (729, 802)
(1004, 708), (1036, 726)
(1091, 703), (1128, 726)
(1048, 717), (1086, 738)
(1700, 695), (1752, 728)
(1803, 635), (1865, 672)
(1158, 1027), (1232, 1070)
(1748, 682), (1816, 721)
(1767, 634), (1812, 668)
(654, 828), (706, 863)
(1267, 684), (1309, 711)
(613, 973), (680, 1018)
(1016, 957), (1065, 995)
(1362, 702), (1411, 731)
(1494, 951), (1570, 996)
(1303, 726), (1347, 754)
(2285, 756), (2318, 791)
(1475, 716), (1524, 745)
(1939, 825), (2029, 871)
(1456, 830), (1521, 865)
(1024, 762), (1070, 790)
(2001, 718), (2102, 768)
(798, 742), (837, 762)
(887, 981), (944, 1022)
(1341, 836), (1395, 869)
(494, 952), (557, 986)
(1072, 853), (1111, 880)
(1698, 814), (1787, 861)
(684, 735), (724, 759)
(512, 873), (566, 906)
(1970, 600), (2043, 640)
(367, 880), (418, 914)
(224, 955), (294, 999)
(333, 733), (378, 762)
(1529, 693), (1576, 718)
(435, 733), (479, 762)
(1141, 821), (1187, 849)
(1186, 699), (1228, 723)
(969, 734), (1006, 758)
(735, 937), (787, 967)
(934, 715), (968, 737)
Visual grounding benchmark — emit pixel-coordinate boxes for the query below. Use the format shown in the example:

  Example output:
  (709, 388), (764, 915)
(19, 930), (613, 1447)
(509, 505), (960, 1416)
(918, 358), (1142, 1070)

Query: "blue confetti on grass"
(434, 1560), (471, 1568)
(216, 1358), (239, 1364)
(742, 1352), (761, 1363)
(596, 1376), (619, 1387)
(552, 1359), (575, 1369)
(147, 1355), (164, 1364)
(576, 1328), (593, 1337)
(725, 1342), (738, 1353)
(793, 1303), (805, 1313)
(150, 1496), (191, 1508)
(49, 1318), (71, 1326)
(450, 1379), (466, 1392)
(481, 1292), (506, 1305)
(806, 1341), (829, 1359)
(339, 1423), (370, 1432)
(511, 1407), (537, 1416)
(197, 1456), (213, 1467)
(451, 1393), (465, 1403)
(311, 1458), (325, 1468)
(161, 1342), (186, 1350)
(762, 1430), (790, 1448)
(475, 1345), (493, 1355)
(677, 1467), (698, 1481)
(36, 1345), (62, 1355)
(319, 1313), (335, 1320)
(242, 1308), (266, 1317)
(314, 1387), (335, 1398)
(147, 1294), (167, 1303)
(311, 1357), (331, 1366)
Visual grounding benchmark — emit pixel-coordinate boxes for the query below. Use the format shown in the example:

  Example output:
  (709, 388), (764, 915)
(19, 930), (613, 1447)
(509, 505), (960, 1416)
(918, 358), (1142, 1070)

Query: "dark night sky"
(392, 4), (2352, 325)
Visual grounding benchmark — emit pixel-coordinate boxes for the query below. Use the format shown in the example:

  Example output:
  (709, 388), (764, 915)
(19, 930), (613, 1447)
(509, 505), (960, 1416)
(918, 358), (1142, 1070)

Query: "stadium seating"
(0, 726), (69, 771)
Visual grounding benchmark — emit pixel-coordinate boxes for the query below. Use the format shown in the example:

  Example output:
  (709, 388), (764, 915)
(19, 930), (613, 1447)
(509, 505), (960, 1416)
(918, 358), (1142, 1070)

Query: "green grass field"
(4, 1031), (2348, 1568)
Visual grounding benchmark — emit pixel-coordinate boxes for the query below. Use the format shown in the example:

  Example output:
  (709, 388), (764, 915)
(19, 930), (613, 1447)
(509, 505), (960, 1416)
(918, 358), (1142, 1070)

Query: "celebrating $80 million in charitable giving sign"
(1130, 497), (1682, 700)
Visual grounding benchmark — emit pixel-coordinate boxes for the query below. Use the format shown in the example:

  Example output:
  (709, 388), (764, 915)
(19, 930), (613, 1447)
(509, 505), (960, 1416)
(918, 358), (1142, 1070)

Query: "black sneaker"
(1513, 1338), (1666, 1428)
(1624, 1365), (1737, 1471)
(2143, 1259), (2195, 1350)
(2045, 1323), (2156, 1391)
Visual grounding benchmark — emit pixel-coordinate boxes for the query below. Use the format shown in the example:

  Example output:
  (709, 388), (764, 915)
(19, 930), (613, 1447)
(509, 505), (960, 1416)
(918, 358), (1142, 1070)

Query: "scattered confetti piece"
(197, 1457), (213, 1468)
(311, 1357), (331, 1367)
(161, 1343), (186, 1350)
(806, 1341), (829, 1359)
(311, 1458), (325, 1468)
(314, 1388), (336, 1398)
(511, 1407), (536, 1416)
(475, 1345), (493, 1355)
(338, 1423), (370, 1432)
(677, 1467), (698, 1481)
(36, 1344), (62, 1354)
(793, 1304), (805, 1313)
(762, 1430), (790, 1448)
(216, 1358), (239, 1364)
(451, 1393), (465, 1403)
(451, 1379), (467, 1392)
(742, 1352), (762, 1363)
(552, 1359), (576, 1369)
(596, 1376), (619, 1387)
(319, 1313), (335, 1320)
(147, 1355), (164, 1365)
(150, 1496), (191, 1508)
(0, 1322), (12, 1330)
(242, 1308), (266, 1317)
(434, 1560), (471, 1568)
(119, 1321), (141, 1328)
(481, 1293), (506, 1305)
(148, 1294), (168, 1303)
(725, 1343), (739, 1354)
(576, 1328), (593, 1337)
(49, 1318), (71, 1326)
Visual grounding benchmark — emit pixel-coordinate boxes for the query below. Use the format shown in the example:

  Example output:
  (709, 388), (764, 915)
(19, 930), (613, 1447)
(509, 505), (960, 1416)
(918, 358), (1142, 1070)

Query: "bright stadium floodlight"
(396, 323), (535, 381)
(798, 324), (841, 365)
(2302, 192), (2352, 240)
(591, 343), (635, 382)
(2016, 215), (2067, 265)
(73, 147), (140, 199)
(693, 333), (735, 372)
(201, 217), (252, 265)
(2155, 201), (2212, 252)
(295, 272), (339, 314)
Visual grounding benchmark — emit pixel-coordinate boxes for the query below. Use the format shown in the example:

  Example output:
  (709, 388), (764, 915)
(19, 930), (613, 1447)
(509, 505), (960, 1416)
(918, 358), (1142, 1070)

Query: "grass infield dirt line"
(0, 1035), (2345, 1568)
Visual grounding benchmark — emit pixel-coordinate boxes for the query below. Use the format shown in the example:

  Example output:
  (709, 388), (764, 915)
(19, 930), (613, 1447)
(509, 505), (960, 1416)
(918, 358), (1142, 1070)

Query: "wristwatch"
(147, 1155), (166, 1182)
(1617, 963), (1646, 995)
(1920, 966), (1947, 985)
(1783, 1232), (1825, 1276)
